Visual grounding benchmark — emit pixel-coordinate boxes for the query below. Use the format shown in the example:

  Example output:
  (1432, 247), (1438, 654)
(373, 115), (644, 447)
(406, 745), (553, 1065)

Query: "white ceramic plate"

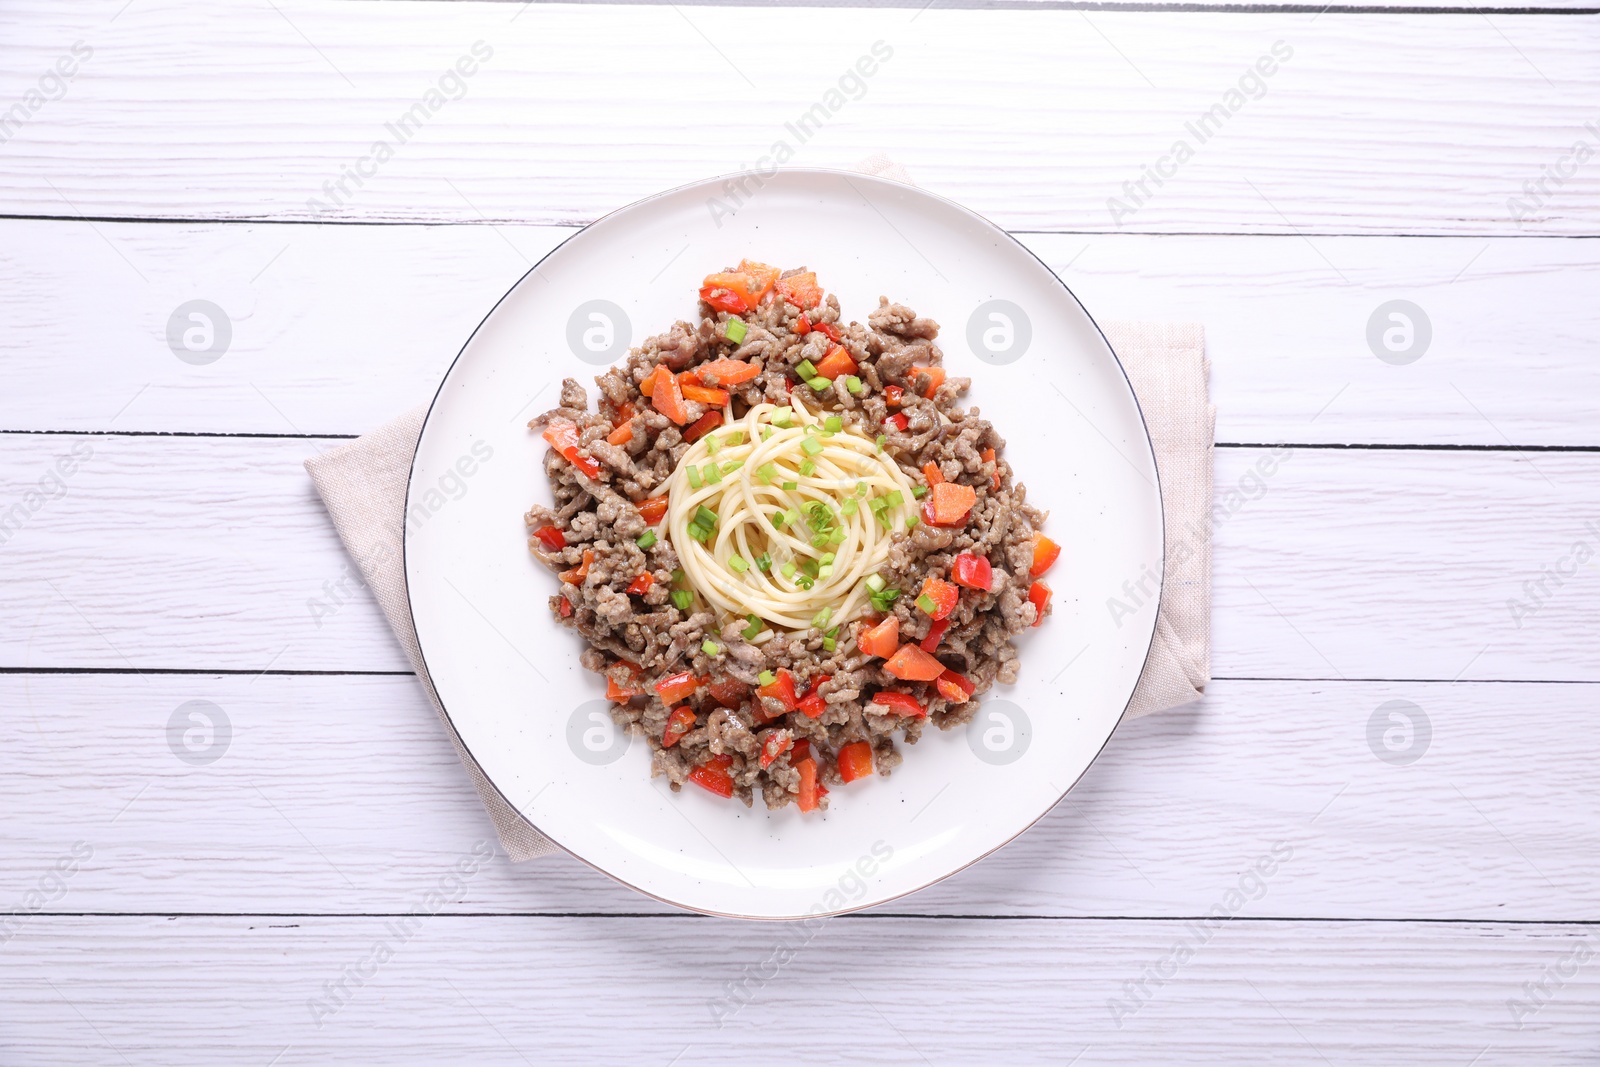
(405, 169), (1163, 919)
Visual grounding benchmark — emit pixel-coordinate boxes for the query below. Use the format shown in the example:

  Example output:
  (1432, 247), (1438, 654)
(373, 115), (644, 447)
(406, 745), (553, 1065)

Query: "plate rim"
(401, 166), (1167, 920)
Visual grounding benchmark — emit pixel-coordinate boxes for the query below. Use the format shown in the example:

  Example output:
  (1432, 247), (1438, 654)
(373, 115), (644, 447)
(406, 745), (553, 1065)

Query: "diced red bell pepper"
(910, 365), (946, 396)
(541, 417), (602, 479)
(605, 675), (637, 702)
(689, 753), (735, 798)
(533, 526), (566, 551)
(757, 668), (799, 712)
(682, 383), (730, 407)
(793, 313), (812, 335)
(814, 345), (857, 381)
(917, 576), (960, 620)
(655, 670), (700, 705)
(951, 553), (993, 592)
(625, 573), (654, 596)
(638, 496), (669, 525)
(857, 616), (900, 659)
(813, 321), (842, 343)
(885, 412), (909, 433)
(683, 409), (723, 443)
(935, 669), (976, 704)
(776, 271), (822, 310)
(662, 706), (697, 747)
(605, 422), (633, 447)
(737, 260), (779, 301)
(759, 730), (793, 769)
(699, 285), (748, 315)
(648, 366), (690, 425)
(837, 740), (874, 783)
(1031, 535), (1061, 577)
(883, 385), (905, 407)
(795, 758), (821, 812)
(797, 674), (832, 719)
(559, 549), (594, 585)
(883, 643), (947, 682)
(921, 462), (944, 486)
(929, 481), (977, 526)
(696, 359), (762, 386)
(870, 691), (927, 718)
(919, 618), (949, 653)
(639, 366), (660, 396)
(704, 677), (747, 710)
(1027, 581), (1052, 626)
(558, 595), (573, 618)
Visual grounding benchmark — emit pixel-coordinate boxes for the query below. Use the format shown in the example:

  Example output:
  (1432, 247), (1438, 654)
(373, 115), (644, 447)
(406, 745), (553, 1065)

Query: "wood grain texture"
(2, 2), (1596, 233)
(2, 434), (1594, 680)
(3, 220), (1597, 444)
(2, 916), (1596, 1065)
(2, 673), (1596, 920)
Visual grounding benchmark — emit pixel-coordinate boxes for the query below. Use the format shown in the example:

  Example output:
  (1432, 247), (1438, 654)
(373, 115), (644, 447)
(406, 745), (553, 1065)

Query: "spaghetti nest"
(663, 400), (919, 635)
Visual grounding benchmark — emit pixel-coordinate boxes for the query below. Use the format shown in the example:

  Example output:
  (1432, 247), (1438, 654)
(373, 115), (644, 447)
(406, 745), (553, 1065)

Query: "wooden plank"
(2, 2), (1596, 233)
(1, 435), (1594, 680)
(3, 672), (1596, 920)
(2, 915), (1595, 1064)
(3, 221), (1597, 444)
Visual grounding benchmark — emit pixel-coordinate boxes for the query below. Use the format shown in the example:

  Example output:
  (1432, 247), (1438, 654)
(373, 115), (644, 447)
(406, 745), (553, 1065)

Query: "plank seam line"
(21, 912), (1600, 925)
(1, 213), (1599, 238)
(7, 430), (1600, 453)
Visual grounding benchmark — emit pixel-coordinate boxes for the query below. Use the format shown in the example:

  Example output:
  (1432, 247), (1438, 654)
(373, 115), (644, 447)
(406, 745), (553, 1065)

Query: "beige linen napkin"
(304, 325), (1211, 861)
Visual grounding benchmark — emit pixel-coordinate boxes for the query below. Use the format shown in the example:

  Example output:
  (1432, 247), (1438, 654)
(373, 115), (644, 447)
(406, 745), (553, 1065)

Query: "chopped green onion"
(761, 427), (773, 441)
(636, 530), (657, 549)
(759, 670), (776, 687)
(824, 416), (843, 433)
(869, 496), (889, 512)
(865, 575), (885, 593)
(773, 510), (789, 528)
(886, 490), (904, 508)
(703, 462), (722, 485)
(728, 555), (749, 573)
(809, 378), (831, 393)
(876, 434), (887, 452)
(742, 613), (763, 640)
(855, 482), (868, 498)
(724, 317), (748, 343)
(671, 568), (686, 585)
(800, 559), (820, 578)
(687, 465), (703, 489)
(702, 639), (721, 656)
(688, 524), (711, 542)
(799, 459), (816, 477)
(758, 462), (778, 484)
(755, 553), (772, 572)
(705, 433), (721, 455)
(823, 626), (839, 652)
(828, 527), (845, 545)
(811, 606), (833, 629)
(781, 560), (797, 579)
(694, 505), (718, 529)
(818, 564), (834, 579)
(844, 375), (863, 395)
(671, 589), (693, 610)
(820, 553), (836, 565)
(796, 359), (818, 380)
(796, 574), (815, 590)
(721, 460), (743, 475)
(916, 594), (937, 614)
(773, 407), (793, 427)
(782, 481), (798, 491)
(842, 498), (859, 516)
(723, 432), (743, 446)
(912, 484), (928, 499)
(801, 437), (822, 456)
(906, 515), (920, 530)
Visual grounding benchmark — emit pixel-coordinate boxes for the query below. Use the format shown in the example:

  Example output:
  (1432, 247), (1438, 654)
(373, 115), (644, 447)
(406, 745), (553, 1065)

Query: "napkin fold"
(304, 323), (1211, 862)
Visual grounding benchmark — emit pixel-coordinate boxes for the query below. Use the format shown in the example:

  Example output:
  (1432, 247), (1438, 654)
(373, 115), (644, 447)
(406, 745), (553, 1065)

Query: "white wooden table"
(3, 1), (1598, 1062)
